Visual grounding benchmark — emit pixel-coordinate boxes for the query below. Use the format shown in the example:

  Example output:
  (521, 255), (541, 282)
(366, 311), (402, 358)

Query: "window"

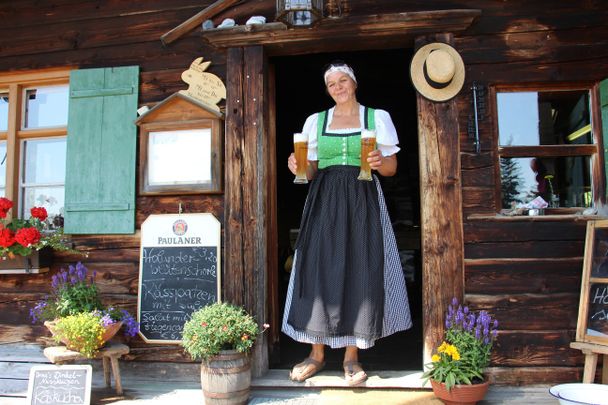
(0, 69), (70, 228)
(495, 84), (602, 210)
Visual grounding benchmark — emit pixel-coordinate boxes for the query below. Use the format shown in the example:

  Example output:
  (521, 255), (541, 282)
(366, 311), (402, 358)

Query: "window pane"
(21, 138), (66, 227)
(497, 90), (592, 146)
(0, 141), (5, 197)
(500, 156), (592, 209)
(0, 92), (8, 131)
(23, 85), (69, 129)
(22, 138), (66, 184)
(21, 186), (64, 226)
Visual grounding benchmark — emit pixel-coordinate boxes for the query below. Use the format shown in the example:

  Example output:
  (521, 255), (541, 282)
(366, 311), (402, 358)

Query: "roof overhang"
(200, 10), (481, 55)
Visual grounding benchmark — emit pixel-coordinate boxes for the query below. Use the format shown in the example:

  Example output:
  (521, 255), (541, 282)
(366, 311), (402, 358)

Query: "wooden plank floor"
(0, 343), (559, 404)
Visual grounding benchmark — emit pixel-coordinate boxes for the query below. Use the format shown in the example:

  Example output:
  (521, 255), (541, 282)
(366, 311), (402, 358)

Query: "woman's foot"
(289, 357), (325, 382)
(343, 360), (367, 386)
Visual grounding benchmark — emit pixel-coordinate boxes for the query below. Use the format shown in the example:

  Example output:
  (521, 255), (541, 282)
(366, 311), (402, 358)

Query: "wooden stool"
(570, 341), (608, 384)
(44, 342), (129, 395)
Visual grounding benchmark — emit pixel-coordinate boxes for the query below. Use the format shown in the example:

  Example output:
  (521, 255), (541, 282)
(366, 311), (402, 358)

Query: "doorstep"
(252, 369), (427, 389)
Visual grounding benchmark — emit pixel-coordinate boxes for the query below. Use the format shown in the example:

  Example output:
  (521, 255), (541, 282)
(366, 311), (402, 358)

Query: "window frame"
(0, 68), (71, 219)
(491, 81), (606, 211)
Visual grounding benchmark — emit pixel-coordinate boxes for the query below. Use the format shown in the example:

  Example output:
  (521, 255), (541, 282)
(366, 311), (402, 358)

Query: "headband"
(323, 65), (357, 85)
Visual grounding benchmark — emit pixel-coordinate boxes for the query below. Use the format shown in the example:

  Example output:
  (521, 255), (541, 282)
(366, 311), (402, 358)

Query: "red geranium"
(30, 207), (48, 221)
(0, 228), (15, 248)
(14, 227), (41, 247)
(0, 197), (12, 219)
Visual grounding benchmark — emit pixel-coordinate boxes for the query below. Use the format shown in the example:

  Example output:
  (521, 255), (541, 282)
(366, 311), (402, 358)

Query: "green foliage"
(421, 298), (499, 391)
(30, 262), (139, 358)
(500, 156), (524, 208)
(53, 313), (105, 358)
(181, 302), (261, 361)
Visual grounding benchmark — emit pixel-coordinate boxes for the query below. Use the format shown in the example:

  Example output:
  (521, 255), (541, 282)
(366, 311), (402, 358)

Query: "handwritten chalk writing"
(591, 309), (607, 321)
(143, 282), (215, 303)
(593, 286), (608, 304)
(139, 244), (218, 341)
(33, 387), (84, 404)
(29, 366), (90, 405)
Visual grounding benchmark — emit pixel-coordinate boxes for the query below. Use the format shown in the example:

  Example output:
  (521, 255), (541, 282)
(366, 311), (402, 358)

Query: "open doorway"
(271, 48), (422, 371)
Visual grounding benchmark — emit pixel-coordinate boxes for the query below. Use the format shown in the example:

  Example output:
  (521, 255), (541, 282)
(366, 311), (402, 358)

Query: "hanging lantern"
(276, 0), (323, 27)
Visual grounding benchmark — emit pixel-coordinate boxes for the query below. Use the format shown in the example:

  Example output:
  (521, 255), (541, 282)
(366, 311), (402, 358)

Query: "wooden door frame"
(223, 37), (465, 376)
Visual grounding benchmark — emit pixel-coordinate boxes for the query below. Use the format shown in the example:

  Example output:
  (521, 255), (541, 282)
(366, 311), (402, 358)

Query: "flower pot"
(200, 350), (251, 405)
(431, 379), (490, 405)
(44, 319), (123, 352)
(0, 248), (52, 274)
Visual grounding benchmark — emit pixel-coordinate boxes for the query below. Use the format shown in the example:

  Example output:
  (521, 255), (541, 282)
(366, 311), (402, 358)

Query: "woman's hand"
(288, 153), (298, 175)
(366, 150), (397, 177)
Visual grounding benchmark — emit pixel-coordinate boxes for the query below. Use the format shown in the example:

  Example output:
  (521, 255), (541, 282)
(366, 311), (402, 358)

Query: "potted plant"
(421, 297), (499, 405)
(0, 197), (78, 272)
(181, 302), (268, 405)
(30, 262), (139, 358)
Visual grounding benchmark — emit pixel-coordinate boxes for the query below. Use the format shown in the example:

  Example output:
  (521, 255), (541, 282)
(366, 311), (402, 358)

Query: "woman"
(283, 62), (412, 386)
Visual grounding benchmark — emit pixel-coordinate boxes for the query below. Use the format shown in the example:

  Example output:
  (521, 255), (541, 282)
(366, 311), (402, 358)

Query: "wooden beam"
(418, 33), (465, 365)
(201, 10), (481, 52)
(160, 0), (242, 46)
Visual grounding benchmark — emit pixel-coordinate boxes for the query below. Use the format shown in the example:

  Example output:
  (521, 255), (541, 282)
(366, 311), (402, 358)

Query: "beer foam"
(361, 129), (376, 138)
(293, 133), (308, 143)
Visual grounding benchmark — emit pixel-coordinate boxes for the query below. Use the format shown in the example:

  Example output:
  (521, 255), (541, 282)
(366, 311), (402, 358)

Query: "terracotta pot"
(200, 350), (251, 405)
(430, 379), (490, 405)
(44, 319), (123, 352)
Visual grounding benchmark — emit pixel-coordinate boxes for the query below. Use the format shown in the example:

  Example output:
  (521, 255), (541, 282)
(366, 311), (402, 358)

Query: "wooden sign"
(27, 365), (92, 405)
(179, 57), (226, 112)
(576, 219), (608, 345)
(138, 213), (221, 343)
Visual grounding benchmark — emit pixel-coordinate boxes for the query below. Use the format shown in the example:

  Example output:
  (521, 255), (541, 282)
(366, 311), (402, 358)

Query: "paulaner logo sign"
(155, 219), (201, 245)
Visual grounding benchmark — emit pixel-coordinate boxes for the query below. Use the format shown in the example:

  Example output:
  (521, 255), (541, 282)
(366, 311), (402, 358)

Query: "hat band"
(423, 62), (451, 90)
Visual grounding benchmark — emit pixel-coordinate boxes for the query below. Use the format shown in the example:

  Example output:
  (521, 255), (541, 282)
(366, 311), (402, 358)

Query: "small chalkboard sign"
(27, 365), (92, 405)
(576, 220), (608, 345)
(138, 213), (221, 343)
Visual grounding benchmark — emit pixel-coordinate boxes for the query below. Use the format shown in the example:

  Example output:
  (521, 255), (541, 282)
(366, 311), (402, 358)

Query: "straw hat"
(410, 43), (465, 102)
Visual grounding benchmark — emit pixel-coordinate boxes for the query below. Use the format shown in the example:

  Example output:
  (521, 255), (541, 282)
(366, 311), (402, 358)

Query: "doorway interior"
(271, 48), (423, 371)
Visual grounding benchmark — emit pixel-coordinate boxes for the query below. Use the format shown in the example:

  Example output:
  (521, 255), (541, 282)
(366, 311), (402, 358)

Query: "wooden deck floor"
(0, 343), (559, 404)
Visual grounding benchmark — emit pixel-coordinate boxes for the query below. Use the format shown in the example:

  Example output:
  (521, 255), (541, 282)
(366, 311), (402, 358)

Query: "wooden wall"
(0, 0), (226, 361)
(1, 0), (608, 381)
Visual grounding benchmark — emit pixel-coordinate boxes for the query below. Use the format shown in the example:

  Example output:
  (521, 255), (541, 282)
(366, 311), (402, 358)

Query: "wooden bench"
(43, 342), (129, 395)
(570, 341), (608, 384)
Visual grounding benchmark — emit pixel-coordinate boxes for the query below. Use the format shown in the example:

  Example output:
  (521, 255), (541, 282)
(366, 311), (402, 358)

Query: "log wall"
(1, 0), (607, 382)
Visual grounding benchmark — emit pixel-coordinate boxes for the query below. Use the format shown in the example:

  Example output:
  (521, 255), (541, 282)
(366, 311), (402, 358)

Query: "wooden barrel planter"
(200, 350), (251, 405)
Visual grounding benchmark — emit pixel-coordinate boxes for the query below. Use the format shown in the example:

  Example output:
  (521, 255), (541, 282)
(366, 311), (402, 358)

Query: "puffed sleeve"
(301, 112), (319, 161)
(375, 109), (401, 157)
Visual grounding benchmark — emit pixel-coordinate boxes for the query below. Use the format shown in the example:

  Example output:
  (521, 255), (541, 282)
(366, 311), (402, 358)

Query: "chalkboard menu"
(576, 220), (608, 345)
(27, 365), (92, 405)
(138, 214), (221, 343)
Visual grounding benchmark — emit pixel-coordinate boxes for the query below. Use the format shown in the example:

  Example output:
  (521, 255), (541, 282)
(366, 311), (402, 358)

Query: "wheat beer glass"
(358, 129), (376, 181)
(293, 132), (309, 184)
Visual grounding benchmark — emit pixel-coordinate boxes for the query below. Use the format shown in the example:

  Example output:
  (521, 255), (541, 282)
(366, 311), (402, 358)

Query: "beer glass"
(293, 133), (309, 184)
(358, 129), (376, 181)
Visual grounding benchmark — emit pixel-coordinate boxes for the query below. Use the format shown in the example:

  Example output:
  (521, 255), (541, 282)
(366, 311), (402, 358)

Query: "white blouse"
(301, 105), (401, 161)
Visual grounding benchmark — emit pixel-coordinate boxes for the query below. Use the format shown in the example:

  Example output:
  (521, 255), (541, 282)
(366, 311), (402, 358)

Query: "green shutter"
(64, 66), (139, 234)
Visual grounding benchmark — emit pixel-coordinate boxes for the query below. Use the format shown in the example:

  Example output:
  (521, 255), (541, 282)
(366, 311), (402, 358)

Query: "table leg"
(102, 356), (111, 387)
(602, 354), (608, 385)
(110, 356), (123, 395)
(582, 352), (598, 383)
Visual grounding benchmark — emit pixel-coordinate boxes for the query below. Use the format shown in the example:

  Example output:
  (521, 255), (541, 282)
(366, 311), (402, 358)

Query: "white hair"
(323, 65), (357, 85)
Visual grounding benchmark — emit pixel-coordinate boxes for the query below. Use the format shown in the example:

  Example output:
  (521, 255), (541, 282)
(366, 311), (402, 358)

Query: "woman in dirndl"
(282, 61), (412, 386)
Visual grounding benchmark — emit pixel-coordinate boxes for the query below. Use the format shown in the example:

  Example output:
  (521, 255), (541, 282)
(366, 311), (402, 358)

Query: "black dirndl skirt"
(287, 165), (385, 341)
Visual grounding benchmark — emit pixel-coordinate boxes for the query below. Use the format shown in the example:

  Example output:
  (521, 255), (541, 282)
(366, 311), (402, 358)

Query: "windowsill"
(468, 208), (606, 222)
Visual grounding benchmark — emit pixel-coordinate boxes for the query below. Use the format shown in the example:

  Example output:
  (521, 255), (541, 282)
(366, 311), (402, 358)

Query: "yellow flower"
(431, 354), (440, 362)
(437, 341), (448, 353)
(451, 351), (461, 361)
